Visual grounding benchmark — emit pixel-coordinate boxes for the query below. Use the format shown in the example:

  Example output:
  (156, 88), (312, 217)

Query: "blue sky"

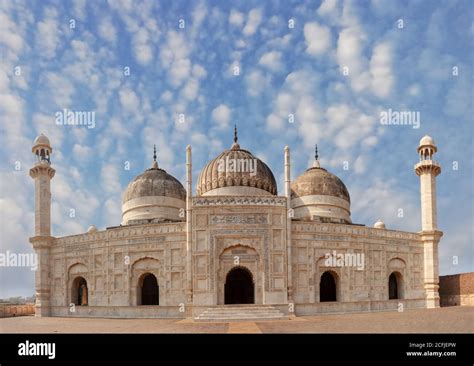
(0, 0), (472, 297)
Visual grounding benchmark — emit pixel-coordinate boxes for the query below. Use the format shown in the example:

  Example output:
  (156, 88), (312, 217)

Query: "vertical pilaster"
(284, 146), (293, 304)
(185, 145), (193, 314)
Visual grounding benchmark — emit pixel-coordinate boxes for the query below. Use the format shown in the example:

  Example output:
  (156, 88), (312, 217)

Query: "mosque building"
(29, 130), (442, 319)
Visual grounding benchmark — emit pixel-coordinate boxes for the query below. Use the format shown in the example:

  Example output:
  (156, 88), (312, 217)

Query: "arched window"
(389, 272), (403, 300)
(72, 277), (88, 306)
(139, 273), (159, 305)
(320, 271), (337, 302)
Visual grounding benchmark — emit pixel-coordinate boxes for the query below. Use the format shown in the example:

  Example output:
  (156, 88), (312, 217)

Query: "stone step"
(199, 309), (283, 314)
(198, 314), (283, 319)
(195, 305), (288, 322)
(198, 314), (284, 319)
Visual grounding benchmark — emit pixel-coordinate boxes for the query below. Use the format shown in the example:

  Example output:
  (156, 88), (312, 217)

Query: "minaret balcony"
(414, 160), (441, 176)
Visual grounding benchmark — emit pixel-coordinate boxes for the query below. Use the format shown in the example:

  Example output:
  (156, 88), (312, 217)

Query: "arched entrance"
(140, 273), (159, 305)
(224, 267), (254, 304)
(72, 277), (88, 306)
(389, 272), (403, 300)
(320, 271), (337, 302)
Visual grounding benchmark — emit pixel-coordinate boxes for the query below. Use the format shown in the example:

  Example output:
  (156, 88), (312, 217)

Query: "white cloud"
(266, 113), (285, 131)
(245, 70), (268, 97)
(243, 8), (262, 36)
(103, 197), (122, 227)
(336, 27), (370, 92)
(109, 117), (132, 138)
(35, 9), (60, 59)
(327, 104), (376, 150)
(100, 164), (122, 195)
(133, 28), (153, 65)
(170, 58), (192, 87)
(444, 75), (470, 117)
(318, 0), (339, 16)
(407, 84), (421, 97)
(304, 22), (332, 56)
(211, 104), (231, 129)
(0, 172), (35, 298)
(370, 42), (394, 98)
(73, 0), (87, 21)
(0, 11), (25, 57)
(265, 70), (323, 143)
(72, 143), (93, 164)
(42, 72), (75, 108)
(353, 154), (367, 174)
(98, 16), (117, 43)
(192, 64), (207, 79)
(71, 39), (91, 61)
(259, 51), (283, 71)
(119, 87), (140, 112)
(351, 178), (419, 232)
(161, 90), (173, 102)
(229, 9), (245, 27)
(182, 78), (199, 100)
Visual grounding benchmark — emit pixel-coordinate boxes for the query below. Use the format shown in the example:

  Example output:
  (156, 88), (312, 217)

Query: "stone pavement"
(0, 306), (472, 334)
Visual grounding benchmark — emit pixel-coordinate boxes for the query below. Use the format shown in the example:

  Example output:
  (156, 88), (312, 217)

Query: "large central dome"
(197, 127), (277, 196)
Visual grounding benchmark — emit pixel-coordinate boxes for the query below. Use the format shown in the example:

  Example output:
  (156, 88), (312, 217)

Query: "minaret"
(29, 133), (56, 316)
(414, 135), (443, 308)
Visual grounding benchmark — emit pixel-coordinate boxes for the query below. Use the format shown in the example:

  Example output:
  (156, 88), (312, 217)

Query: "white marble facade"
(29, 133), (443, 318)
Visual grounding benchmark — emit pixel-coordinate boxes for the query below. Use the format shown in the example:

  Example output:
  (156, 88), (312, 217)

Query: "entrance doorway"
(389, 272), (403, 300)
(320, 271), (337, 302)
(72, 276), (88, 306)
(224, 267), (254, 304)
(140, 273), (159, 305)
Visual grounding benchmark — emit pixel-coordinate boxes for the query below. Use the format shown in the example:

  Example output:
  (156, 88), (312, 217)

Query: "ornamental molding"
(192, 196), (287, 207)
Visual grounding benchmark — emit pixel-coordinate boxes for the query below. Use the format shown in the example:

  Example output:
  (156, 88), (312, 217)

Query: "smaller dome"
(419, 135), (435, 147)
(87, 225), (98, 233)
(291, 145), (351, 223)
(121, 146), (186, 225)
(373, 219), (386, 229)
(123, 168), (186, 203)
(34, 133), (51, 146)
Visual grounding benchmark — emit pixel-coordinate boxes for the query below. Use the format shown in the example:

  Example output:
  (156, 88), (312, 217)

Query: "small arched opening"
(389, 271), (403, 300)
(71, 276), (88, 306)
(320, 271), (338, 302)
(139, 273), (159, 305)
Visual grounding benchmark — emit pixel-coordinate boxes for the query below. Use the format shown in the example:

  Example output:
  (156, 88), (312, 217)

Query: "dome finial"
(312, 144), (320, 168)
(231, 124), (240, 150)
(234, 124), (238, 143)
(151, 144), (159, 169)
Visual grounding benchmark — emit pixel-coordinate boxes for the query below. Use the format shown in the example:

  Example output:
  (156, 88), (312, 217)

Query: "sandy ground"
(0, 306), (472, 334)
